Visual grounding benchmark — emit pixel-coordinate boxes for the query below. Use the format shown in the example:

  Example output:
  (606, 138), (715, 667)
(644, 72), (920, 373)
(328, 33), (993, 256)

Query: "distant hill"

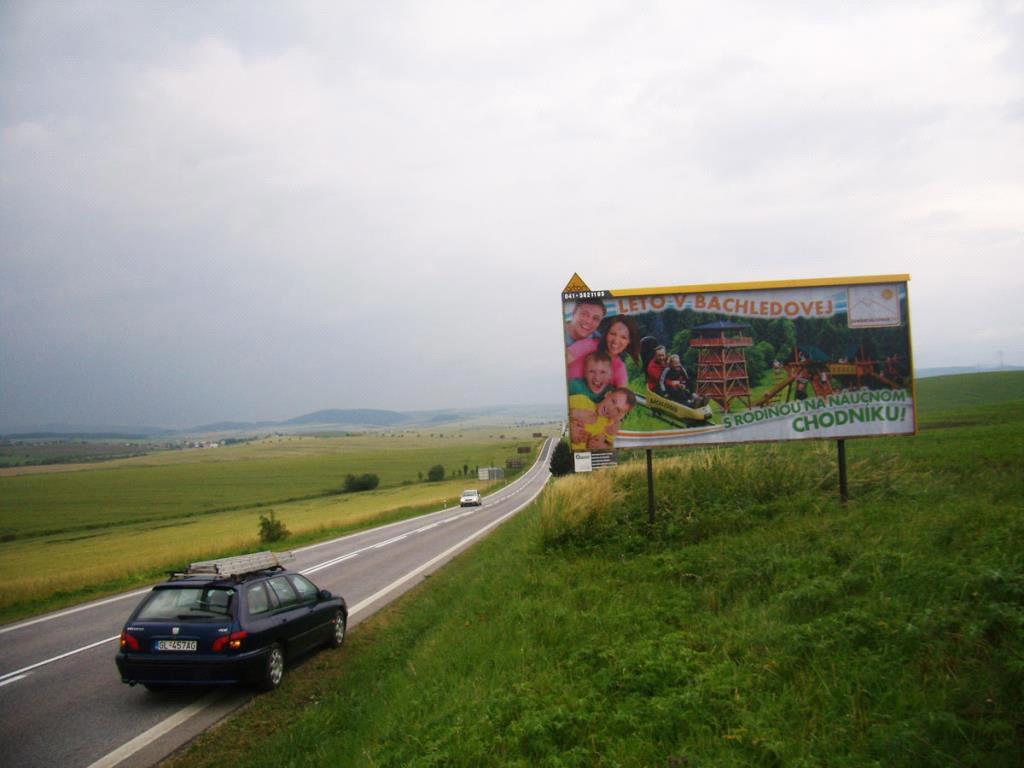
(10, 369), (1019, 440)
(917, 365), (1023, 378)
(2, 403), (565, 440)
(284, 409), (411, 427)
(187, 420), (280, 433)
(0, 426), (175, 440)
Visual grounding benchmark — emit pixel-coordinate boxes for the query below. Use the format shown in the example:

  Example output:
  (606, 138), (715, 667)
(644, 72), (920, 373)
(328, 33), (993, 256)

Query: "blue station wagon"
(116, 551), (347, 691)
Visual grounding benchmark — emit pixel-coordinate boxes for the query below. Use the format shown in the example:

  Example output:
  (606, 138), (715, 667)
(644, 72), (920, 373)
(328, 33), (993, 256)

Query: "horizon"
(3, 366), (1021, 435)
(3, 3), (1021, 430)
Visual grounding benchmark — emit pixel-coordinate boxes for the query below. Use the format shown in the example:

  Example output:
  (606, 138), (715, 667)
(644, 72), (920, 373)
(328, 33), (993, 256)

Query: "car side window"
(267, 575), (299, 609)
(247, 583), (270, 615)
(289, 575), (319, 604)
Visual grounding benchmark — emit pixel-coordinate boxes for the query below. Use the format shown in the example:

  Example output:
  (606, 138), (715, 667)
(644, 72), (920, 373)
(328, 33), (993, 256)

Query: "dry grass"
(539, 470), (624, 543)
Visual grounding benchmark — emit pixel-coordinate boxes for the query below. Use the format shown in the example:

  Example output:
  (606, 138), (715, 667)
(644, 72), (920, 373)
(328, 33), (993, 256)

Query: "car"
(460, 489), (482, 506)
(116, 551), (347, 692)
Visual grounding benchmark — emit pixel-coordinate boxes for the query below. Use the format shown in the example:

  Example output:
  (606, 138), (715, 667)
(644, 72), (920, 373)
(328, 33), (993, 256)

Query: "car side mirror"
(318, 589), (332, 601)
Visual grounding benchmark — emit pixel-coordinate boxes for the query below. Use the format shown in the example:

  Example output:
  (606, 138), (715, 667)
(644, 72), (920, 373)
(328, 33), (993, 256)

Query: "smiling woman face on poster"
(566, 315), (640, 389)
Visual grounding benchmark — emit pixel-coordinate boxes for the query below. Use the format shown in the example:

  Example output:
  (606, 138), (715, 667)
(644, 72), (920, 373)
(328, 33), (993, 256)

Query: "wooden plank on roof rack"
(187, 551), (295, 578)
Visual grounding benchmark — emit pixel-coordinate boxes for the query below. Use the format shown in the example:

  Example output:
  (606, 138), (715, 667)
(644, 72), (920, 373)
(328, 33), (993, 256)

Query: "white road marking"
(299, 550), (361, 574)
(350, 474), (547, 617)
(0, 635), (120, 684)
(84, 690), (226, 768)
(0, 674), (28, 687)
(0, 588), (151, 636)
(300, 507), (481, 575)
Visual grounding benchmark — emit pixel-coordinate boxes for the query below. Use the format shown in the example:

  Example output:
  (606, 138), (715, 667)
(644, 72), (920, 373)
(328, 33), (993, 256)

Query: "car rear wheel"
(328, 611), (347, 648)
(258, 643), (285, 691)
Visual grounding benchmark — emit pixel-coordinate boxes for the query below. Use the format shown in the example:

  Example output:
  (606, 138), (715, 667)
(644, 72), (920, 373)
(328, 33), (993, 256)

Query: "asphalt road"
(0, 438), (553, 768)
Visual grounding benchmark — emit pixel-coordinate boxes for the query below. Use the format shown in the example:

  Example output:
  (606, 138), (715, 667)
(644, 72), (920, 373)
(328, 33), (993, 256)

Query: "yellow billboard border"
(600, 273), (910, 297)
(561, 273), (918, 448)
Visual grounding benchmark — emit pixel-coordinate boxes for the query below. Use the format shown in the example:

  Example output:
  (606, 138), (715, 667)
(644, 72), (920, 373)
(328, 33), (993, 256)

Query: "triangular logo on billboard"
(563, 273), (590, 293)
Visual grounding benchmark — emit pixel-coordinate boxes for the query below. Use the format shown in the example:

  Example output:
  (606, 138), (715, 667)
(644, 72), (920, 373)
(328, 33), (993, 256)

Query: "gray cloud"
(2, 0), (1022, 429)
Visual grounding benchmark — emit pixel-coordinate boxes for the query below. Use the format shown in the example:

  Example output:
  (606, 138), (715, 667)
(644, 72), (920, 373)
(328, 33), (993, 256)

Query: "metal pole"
(646, 449), (655, 524)
(837, 439), (849, 503)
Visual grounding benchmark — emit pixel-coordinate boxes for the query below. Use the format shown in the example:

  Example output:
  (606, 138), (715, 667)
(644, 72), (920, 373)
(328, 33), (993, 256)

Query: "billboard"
(562, 274), (914, 451)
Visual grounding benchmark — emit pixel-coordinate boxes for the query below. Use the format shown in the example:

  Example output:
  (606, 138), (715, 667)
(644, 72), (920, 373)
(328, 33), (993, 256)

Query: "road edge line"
(84, 690), (225, 768)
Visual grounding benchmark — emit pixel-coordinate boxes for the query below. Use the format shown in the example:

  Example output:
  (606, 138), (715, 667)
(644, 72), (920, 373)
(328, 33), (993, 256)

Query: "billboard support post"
(837, 440), (849, 503)
(646, 449), (655, 525)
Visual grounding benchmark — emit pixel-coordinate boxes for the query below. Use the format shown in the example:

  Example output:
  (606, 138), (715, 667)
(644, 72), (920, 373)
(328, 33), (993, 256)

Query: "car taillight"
(212, 630), (248, 652)
(120, 630), (140, 651)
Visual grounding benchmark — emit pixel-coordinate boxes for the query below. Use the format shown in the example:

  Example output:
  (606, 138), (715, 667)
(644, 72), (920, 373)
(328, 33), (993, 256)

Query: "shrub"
(549, 440), (574, 477)
(258, 510), (289, 543)
(427, 464), (445, 482)
(344, 473), (380, 492)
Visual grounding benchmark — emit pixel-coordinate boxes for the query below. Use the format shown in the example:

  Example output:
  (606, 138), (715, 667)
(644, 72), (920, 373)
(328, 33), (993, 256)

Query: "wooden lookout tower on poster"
(692, 321), (753, 413)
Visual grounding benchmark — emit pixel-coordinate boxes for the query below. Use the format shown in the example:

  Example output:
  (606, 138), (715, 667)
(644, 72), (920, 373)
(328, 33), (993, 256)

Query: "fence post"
(837, 439), (849, 503)
(646, 449), (656, 524)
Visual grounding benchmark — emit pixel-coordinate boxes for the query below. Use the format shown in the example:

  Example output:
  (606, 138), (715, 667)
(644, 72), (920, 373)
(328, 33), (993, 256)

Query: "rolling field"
(0, 428), (551, 621)
(164, 372), (1024, 767)
(0, 440), (160, 468)
(0, 431), (541, 539)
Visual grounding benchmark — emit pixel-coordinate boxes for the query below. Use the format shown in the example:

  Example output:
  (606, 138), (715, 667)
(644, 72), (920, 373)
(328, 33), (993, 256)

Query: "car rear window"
(136, 587), (235, 621)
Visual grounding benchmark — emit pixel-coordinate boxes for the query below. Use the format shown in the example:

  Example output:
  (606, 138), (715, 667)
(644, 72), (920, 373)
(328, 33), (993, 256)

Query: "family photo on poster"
(563, 277), (915, 452)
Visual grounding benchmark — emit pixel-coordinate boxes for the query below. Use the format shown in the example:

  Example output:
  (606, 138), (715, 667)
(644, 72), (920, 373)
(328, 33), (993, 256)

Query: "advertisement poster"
(562, 274), (915, 452)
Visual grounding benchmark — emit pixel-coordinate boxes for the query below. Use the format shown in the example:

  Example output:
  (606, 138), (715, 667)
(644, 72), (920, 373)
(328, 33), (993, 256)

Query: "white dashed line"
(0, 635), (120, 685)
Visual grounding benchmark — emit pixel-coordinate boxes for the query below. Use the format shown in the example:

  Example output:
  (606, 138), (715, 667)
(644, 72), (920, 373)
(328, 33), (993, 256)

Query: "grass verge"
(165, 389), (1024, 767)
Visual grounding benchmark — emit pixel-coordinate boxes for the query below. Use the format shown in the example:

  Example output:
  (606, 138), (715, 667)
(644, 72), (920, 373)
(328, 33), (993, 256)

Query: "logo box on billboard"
(562, 274), (914, 452)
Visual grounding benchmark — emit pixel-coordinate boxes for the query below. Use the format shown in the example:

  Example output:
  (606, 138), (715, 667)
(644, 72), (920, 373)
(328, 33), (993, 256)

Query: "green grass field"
(163, 372), (1024, 767)
(0, 439), (160, 468)
(0, 431), (540, 540)
(0, 429), (549, 621)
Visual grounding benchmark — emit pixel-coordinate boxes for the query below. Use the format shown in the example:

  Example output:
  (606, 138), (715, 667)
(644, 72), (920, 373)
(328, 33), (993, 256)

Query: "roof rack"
(183, 551), (295, 579)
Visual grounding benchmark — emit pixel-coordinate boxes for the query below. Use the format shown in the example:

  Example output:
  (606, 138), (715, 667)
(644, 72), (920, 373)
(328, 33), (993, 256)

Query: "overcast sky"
(2, 1), (1022, 430)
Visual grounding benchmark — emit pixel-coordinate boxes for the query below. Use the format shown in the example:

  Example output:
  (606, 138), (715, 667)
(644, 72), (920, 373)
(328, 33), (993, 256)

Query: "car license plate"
(155, 640), (197, 652)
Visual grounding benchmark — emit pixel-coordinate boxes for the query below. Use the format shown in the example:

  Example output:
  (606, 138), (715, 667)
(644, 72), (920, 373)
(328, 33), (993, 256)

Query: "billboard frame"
(561, 273), (914, 509)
